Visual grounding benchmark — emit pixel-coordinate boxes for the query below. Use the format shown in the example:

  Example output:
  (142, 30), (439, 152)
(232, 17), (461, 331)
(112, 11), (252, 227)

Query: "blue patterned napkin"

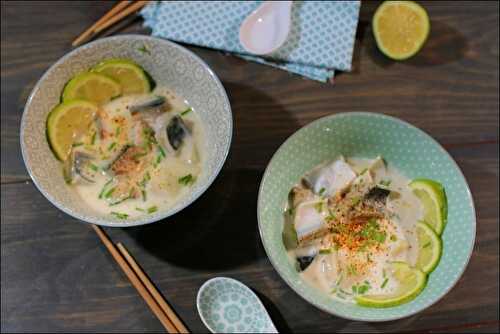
(141, 1), (360, 82)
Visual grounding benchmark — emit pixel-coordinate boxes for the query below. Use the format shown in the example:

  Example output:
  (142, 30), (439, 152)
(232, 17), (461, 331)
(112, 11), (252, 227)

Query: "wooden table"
(2, 1), (499, 333)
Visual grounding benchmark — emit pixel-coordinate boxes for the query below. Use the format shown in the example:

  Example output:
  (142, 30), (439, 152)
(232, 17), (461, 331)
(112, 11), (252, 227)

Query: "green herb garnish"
(158, 145), (166, 158)
(351, 196), (361, 206)
(72, 142), (83, 147)
(104, 187), (116, 199)
(110, 211), (129, 219)
(359, 168), (368, 175)
(319, 248), (332, 254)
(115, 127), (121, 137)
(98, 179), (113, 199)
(390, 234), (397, 242)
(180, 107), (192, 116)
(318, 187), (326, 196)
(314, 201), (324, 213)
(89, 163), (99, 172)
(108, 142), (117, 151)
(379, 179), (392, 187)
(91, 131), (97, 145)
(137, 44), (151, 55)
(147, 206), (158, 214)
(423, 242), (431, 248)
(381, 278), (389, 289)
(178, 174), (196, 185)
(135, 207), (145, 212)
(141, 189), (147, 202)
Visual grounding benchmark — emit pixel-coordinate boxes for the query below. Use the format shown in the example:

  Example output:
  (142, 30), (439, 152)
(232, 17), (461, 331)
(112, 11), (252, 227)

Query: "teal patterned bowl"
(257, 112), (476, 321)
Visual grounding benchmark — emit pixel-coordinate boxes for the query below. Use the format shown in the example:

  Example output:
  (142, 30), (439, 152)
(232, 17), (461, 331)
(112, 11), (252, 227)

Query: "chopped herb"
(335, 274), (344, 286)
(318, 187), (326, 196)
(339, 288), (352, 296)
(178, 174), (196, 185)
(390, 234), (398, 242)
(286, 207), (295, 216)
(314, 201), (324, 213)
(89, 163), (99, 172)
(98, 179), (114, 199)
(115, 127), (121, 137)
(132, 152), (148, 161)
(423, 242), (432, 248)
(336, 293), (346, 300)
(110, 211), (129, 219)
(383, 268), (387, 278)
(72, 142), (83, 147)
(330, 288), (337, 294)
(158, 145), (166, 157)
(156, 155), (162, 164)
(319, 248), (332, 254)
(347, 264), (358, 276)
(107, 142), (117, 151)
(351, 196), (361, 206)
(380, 179), (392, 187)
(381, 278), (389, 289)
(104, 187), (116, 199)
(352, 285), (358, 294)
(135, 207), (145, 212)
(373, 231), (387, 243)
(359, 168), (367, 175)
(137, 44), (151, 55)
(147, 206), (158, 214)
(91, 131), (97, 145)
(357, 284), (370, 294)
(141, 189), (147, 202)
(109, 195), (132, 206)
(180, 107), (192, 116)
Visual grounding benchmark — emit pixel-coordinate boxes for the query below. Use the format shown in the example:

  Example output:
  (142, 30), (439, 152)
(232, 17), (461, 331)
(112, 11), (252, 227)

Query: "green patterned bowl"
(257, 112), (475, 321)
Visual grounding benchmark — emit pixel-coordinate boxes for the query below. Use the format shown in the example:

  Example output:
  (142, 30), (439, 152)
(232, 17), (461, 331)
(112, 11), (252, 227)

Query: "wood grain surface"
(1, 1), (499, 333)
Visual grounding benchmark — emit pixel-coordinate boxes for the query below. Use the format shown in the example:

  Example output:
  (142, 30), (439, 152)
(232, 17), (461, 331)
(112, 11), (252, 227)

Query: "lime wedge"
(46, 100), (98, 161)
(415, 221), (442, 273)
(92, 58), (153, 95)
(356, 262), (426, 308)
(409, 179), (448, 235)
(62, 72), (121, 104)
(373, 1), (430, 60)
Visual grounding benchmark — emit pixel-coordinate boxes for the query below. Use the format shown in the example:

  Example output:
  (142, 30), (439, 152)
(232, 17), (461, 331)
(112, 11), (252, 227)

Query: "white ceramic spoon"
(197, 277), (278, 333)
(239, 1), (293, 55)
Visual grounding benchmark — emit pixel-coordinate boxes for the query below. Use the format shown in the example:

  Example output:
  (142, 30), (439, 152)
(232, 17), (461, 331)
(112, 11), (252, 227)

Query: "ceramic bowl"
(257, 112), (475, 321)
(20, 35), (232, 227)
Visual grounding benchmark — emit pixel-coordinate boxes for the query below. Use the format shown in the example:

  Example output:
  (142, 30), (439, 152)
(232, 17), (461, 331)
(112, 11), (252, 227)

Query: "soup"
(283, 156), (447, 307)
(46, 59), (203, 219)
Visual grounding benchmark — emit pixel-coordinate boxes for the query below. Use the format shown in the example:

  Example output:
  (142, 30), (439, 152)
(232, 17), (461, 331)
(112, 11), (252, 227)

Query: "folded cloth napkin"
(141, 1), (360, 82)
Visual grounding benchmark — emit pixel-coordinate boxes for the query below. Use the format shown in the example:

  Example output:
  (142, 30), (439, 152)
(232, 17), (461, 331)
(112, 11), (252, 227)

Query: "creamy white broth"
(70, 87), (204, 219)
(285, 157), (422, 303)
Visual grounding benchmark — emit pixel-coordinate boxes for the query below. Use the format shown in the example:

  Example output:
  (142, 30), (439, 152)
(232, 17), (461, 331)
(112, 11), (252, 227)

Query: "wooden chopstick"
(93, 1), (149, 34)
(72, 1), (131, 47)
(91, 225), (178, 333)
(117, 243), (190, 333)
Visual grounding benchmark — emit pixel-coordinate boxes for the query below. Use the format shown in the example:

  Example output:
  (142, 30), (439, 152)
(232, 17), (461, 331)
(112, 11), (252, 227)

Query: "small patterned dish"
(257, 112), (476, 321)
(20, 35), (232, 227)
(197, 277), (277, 333)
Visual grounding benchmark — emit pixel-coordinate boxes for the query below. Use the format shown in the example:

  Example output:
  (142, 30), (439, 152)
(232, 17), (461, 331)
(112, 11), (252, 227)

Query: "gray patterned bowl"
(20, 35), (232, 227)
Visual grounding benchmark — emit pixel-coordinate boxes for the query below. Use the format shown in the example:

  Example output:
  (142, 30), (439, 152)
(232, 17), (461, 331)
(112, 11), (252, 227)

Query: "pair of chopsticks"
(92, 225), (189, 333)
(72, 1), (149, 47)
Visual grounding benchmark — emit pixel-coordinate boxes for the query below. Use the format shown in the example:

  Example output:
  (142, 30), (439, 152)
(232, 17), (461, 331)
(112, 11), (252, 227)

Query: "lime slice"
(356, 262), (426, 308)
(92, 59), (153, 95)
(62, 72), (121, 104)
(409, 179), (448, 235)
(46, 100), (98, 160)
(373, 1), (430, 60)
(415, 221), (442, 273)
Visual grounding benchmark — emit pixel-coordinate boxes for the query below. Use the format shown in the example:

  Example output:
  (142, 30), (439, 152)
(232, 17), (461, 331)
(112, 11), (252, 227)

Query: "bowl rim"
(20, 35), (233, 227)
(257, 111), (476, 322)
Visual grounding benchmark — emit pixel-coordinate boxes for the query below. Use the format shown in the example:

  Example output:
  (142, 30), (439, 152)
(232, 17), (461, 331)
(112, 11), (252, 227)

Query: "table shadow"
(349, 19), (468, 77)
(406, 20), (468, 67)
(252, 289), (292, 333)
(123, 83), (298, 271)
